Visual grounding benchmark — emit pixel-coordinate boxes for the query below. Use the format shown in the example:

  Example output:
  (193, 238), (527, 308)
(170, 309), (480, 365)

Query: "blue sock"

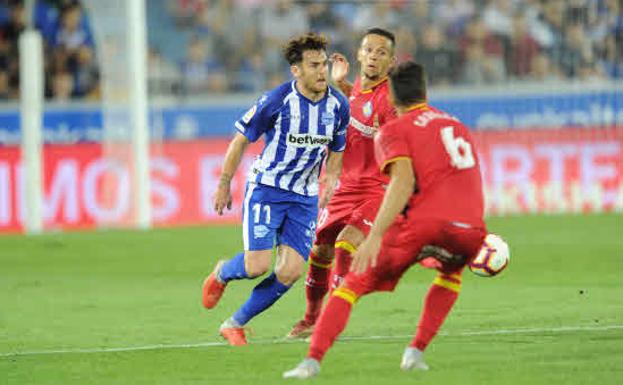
(232, 272), (291, 326)
(218, 252), (249, 282)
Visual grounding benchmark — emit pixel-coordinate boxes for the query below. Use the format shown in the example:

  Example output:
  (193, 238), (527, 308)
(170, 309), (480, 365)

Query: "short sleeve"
(374, 122), (411, 175)
(329, 101), (350, 152)
(234, 94), (276, 143)
(377, 98), (397, 126)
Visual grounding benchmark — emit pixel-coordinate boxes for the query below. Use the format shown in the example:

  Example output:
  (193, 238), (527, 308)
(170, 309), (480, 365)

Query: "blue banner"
(1, 89), (622, 145)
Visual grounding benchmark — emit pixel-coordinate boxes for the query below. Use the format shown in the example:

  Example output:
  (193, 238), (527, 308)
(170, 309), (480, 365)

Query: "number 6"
(440, 126), (475, 169)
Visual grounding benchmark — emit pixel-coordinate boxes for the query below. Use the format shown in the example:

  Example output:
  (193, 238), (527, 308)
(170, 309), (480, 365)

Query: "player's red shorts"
(343, 218), (487, 296)
(315, 189), (384, 246)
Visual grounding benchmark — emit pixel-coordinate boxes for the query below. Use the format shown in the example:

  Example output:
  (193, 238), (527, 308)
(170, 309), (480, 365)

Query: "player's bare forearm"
(335, 79), (353, 97)
(219, 133), (249, 187)
(325, 150), (343, 180)
(369, 159), (415, 238)
(319, 150), (343, 208)
(214, 133), (249, 214)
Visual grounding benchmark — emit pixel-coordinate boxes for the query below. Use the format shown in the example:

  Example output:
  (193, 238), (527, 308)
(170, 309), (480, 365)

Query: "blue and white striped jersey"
(235, 80), (350, 196)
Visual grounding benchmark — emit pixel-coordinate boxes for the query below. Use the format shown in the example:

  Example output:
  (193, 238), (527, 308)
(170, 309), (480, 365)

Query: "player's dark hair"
(364, 27), (396, 47)
(389, 61), (427, 107)
(283, 33), (329, 65)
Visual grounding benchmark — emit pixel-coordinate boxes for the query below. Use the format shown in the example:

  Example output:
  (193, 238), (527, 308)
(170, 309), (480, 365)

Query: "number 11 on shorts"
(252, 203), (271, 224)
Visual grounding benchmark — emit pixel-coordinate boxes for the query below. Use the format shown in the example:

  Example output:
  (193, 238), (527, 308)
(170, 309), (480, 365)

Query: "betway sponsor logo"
(350, 117), (376, 137)
(287, 133), (332, 147)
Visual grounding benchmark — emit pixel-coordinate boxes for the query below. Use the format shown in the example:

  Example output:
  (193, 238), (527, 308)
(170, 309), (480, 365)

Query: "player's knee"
(275, 262), (304, 285)
(313, 244), (334, 261)
(336, 225), (365, 247)
(243, 251), (271, 278)
(275, 256), (305, 286)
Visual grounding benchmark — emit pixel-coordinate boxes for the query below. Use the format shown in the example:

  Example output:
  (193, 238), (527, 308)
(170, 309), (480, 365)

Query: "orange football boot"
(220, 327), (247, 346)
(202, 261), (226, 309)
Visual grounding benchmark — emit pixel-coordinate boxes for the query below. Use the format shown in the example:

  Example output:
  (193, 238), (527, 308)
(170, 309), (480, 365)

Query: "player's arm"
(351, 159), (415, 273)
(319, 150), (343, 209)
(213, 132), (250, 215)
(330, 53), (353, 97)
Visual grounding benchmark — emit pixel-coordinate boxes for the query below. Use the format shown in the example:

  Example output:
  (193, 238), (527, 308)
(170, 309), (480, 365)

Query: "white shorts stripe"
(242, 182), (257, 249)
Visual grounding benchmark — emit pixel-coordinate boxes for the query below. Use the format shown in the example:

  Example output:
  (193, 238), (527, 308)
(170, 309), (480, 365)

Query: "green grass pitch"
(2, 214), (622, 385)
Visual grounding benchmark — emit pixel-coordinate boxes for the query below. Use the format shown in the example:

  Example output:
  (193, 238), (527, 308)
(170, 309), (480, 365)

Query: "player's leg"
(329, 196), (382, 290)
(283, 271), (376, 379)
(202, 183), (277, 310)
(330, 225), (365, 290)
(221, 195), (318, 345)
(401, 270), (462, 371)
(221, 244), (305, 344)
(287, 243), (334, 339)
(285, 226), (413, 378)
(403, 222), (486, 371)
(287, 201), (350, 338)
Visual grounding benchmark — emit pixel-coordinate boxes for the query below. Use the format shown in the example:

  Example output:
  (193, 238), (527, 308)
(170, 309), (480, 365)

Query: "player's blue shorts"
(242, 182), (318, 259)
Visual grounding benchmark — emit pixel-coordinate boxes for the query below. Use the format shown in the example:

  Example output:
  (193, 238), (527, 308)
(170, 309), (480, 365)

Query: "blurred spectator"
(171, 0), (207, 27)
(528, 53), (561, 82)
(50, 70), (74, 101)
(598, 34), (623, 78)
(434, 0), (475, 36)
(394, 1), (432, 38)
(352, 3), (398, 33)
(507, 12), (541, 78)
(394, 26), (416, 63)
(0, 0), (620, 101)
(1, 1), (25, 43)
(232, 52), (266, 93)
(259, 0), (308, 73)
(71, 45), (98, 97)
(459, 17), (507, 84)
(198, 0), (258, 92)
(0, 69), (12, 100)
(416, 24), (458, 86)
(482, 0), (515, 37)
(554, 23), (594, 78)
(51, 3), (94, 52)
(528, 0), (565, 49)
(148, 47), (181, 95)
(179, 37), (227, 95)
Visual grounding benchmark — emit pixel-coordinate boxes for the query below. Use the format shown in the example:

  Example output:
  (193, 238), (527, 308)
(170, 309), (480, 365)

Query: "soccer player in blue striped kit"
(202, 33), (350, 346)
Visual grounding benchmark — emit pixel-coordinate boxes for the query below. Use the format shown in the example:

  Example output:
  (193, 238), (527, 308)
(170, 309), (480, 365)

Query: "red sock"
(308, 290), (355, 362)
(330, 241), (354, 291)
(411, 274), (461, 351)
(304, 251), (333, 324)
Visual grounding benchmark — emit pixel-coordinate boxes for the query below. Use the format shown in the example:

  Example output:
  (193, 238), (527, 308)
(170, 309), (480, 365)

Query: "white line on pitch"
(2, 324), (622, 358)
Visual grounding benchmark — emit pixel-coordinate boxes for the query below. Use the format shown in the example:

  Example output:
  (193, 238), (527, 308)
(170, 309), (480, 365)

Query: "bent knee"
(312, 244), (334, 261)
(275, 265), (303, 286)
(244, 251), (271, 277)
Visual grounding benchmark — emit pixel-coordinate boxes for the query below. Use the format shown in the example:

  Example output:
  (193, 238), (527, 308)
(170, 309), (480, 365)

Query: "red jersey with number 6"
(374, 104), (485, 228)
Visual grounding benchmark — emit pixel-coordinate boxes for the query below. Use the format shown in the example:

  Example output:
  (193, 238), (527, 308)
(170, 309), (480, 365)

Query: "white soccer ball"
(468, 233), (510, 277)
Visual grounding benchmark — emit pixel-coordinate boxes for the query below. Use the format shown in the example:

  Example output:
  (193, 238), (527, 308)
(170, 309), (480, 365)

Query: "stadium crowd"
(0, 0), (98, 101)
(0, 0), (621, 100)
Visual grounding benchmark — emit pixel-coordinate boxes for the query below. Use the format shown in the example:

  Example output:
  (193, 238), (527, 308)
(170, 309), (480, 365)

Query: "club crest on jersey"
(362, 101), (373, 118)
(242, 104), (257, 124)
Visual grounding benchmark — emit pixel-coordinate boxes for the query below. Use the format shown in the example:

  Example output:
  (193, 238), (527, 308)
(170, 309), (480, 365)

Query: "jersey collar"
(359, 76), (388, 94)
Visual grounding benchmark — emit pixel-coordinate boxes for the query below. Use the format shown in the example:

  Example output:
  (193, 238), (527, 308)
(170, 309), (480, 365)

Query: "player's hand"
(213, 184), (233, 215)
(351, 233), (382, 274)
(319, 173), (338, 209)
(330, 53), (350, 83)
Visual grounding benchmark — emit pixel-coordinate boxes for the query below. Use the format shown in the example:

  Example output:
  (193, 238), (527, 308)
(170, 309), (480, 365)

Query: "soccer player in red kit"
(284, 61), (500, 379)
(286, 28), (398, 338)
